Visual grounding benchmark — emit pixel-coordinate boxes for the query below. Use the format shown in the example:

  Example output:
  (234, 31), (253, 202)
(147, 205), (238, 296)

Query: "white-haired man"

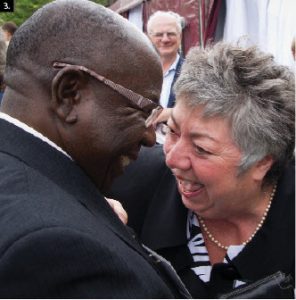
(147, 11), (185, 143)
(147, 11), (185, 109)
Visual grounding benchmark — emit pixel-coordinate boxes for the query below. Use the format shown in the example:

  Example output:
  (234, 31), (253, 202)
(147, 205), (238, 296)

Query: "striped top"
(186, 211), (247, 288)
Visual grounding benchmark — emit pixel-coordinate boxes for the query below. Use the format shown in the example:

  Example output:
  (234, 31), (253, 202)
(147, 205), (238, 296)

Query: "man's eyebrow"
(151, 94), (160, 104)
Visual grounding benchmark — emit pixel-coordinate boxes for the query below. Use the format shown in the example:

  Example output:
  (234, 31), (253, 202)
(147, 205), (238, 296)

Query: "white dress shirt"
(0, 112), (72, 159)
(159, 54), (180, 108)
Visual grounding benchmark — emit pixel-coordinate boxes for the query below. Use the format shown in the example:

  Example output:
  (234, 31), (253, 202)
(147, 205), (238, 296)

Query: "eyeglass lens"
(153, 32), (177, 38)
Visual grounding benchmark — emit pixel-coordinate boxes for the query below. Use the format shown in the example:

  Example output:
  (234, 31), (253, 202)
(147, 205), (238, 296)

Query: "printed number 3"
(3, 2), (10, 10)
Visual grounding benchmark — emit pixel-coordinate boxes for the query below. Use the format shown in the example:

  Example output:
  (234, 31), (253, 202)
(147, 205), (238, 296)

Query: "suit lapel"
(0, 119), (146, 255)
(141, 167), (188, 250)
(167, 56), (184, 108)
(232, 165), (295, 280)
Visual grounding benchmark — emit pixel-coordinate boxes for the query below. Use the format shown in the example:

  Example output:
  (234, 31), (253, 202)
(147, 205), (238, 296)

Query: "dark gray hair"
(147, 11), (185, 34)
(174, 42), (295, 184)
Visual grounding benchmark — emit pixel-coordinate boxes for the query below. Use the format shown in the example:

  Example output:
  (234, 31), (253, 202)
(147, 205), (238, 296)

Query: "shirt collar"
(164, 54), (180, 76)
(0, 112), (72, 160)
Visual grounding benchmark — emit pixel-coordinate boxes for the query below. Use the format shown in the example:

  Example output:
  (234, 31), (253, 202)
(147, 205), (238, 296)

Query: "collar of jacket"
(0, 119), (149, 257)
(140, 166), (189, 250)
(231, 163), (295, 281)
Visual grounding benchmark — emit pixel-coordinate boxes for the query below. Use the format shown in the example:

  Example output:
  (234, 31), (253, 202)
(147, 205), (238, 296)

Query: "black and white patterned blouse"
(186, 211), (247, 288)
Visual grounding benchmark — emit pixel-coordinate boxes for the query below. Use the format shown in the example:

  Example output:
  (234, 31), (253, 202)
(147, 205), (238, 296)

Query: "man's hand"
(105, 198), (128, 224)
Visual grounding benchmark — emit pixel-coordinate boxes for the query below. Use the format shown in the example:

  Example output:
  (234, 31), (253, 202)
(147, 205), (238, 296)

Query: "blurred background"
(0, 0), (295, 68)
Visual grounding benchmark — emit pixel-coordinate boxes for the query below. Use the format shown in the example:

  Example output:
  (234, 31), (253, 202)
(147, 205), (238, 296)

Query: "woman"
(109, 42), (295, 298)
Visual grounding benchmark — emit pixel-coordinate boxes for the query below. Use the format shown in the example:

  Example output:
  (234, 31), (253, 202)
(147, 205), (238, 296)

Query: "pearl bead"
(198, 184), (277, 251)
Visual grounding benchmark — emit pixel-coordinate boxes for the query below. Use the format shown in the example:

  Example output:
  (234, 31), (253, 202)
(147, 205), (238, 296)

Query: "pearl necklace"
(198, 185), (277, 250)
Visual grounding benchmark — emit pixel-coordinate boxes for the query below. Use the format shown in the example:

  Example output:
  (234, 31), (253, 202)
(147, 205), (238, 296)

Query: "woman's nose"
(164, 139), (191, 171)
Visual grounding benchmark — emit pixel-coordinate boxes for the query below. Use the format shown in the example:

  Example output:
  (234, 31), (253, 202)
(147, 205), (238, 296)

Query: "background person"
(291, 36), (296, 61)
(0, 29), (7, 103)
(109, 42), (295, 298)
(147, 11), (184, 109)
(1, 21), (18, 45)
(0, 0), (190, 298)
(147, 11), (185, 143)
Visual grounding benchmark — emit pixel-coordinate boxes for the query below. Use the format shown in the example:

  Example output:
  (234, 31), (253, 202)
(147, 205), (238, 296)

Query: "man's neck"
(0, 112), (72, 160)
(161, 54), (178, 74)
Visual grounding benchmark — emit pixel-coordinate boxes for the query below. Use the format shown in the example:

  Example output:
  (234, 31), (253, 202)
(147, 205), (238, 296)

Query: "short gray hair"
(174, 42), (295, 184)
(147, 11), (184, 34)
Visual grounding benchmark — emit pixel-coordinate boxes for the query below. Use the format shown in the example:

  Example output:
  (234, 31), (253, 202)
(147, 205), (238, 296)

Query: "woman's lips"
(178, 178), (204, 198)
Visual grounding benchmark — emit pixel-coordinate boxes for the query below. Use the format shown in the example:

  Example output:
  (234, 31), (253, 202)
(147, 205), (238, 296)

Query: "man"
(0, 0), (190, 298)
(147, 11), (185, 143)
(1, 21), (18, 45)
(0, 29), (6, 103)
(147, 11), (185, 109)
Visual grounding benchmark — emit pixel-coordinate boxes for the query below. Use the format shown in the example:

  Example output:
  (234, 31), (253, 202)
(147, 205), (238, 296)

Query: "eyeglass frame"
(52, 62), (163, 128)
(149, 31), (179, 39)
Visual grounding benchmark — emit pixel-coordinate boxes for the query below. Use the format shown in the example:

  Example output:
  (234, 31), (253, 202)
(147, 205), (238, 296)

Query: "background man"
(1, 21), (18, 45)
(147, 11), (185, 143)
(0, 29), (6, 103)
(0, 0), (190, 298)
(147, 11), (185, 109)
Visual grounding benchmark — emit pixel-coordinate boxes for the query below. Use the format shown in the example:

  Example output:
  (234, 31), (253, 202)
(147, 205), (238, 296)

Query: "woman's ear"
(51, 67), (86, 124)
(252, 155), (274, 181)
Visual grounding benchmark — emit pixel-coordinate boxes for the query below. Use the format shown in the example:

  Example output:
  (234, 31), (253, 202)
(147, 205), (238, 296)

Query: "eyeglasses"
(53, 62), (163, 128)
(150, 31), (178, 39)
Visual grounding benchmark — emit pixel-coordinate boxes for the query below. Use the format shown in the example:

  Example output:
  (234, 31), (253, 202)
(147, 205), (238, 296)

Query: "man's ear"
(51, 67), (86, 124)
(252, 155), (274, 181)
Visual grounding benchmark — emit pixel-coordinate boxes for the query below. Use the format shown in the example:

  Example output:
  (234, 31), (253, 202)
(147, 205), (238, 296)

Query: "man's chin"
(159, 49), (176, 57)
(101, 173), (119, 193)
(100, 163), (126, 193)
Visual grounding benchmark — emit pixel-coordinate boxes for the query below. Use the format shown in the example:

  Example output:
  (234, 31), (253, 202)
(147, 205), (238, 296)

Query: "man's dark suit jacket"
(110, 145), (295, 298)
(0, 118), (189, 298)
(167, 56), (184, 108)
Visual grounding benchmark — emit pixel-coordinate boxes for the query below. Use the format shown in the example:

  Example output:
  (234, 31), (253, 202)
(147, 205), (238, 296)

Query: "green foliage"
(0, 0), (108, 27)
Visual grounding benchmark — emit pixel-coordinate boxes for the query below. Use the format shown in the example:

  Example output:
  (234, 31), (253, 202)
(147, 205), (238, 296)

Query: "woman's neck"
(198, 184), (276, 264)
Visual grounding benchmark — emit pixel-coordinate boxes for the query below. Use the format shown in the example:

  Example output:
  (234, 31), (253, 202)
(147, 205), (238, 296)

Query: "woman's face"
(164, 100), (257, 219)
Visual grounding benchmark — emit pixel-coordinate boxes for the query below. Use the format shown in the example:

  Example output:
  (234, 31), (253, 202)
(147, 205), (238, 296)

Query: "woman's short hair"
(174, 42), (295, 184)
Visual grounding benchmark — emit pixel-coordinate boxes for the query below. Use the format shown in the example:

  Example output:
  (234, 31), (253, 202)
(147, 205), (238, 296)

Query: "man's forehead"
(150, 17), (178, 29)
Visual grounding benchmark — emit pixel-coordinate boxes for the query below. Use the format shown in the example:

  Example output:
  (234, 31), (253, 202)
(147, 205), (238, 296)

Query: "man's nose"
(141, 126), (156, 147)
(161, 33), (170, 41)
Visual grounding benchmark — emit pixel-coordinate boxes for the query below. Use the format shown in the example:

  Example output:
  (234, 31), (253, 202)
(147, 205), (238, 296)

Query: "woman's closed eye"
(163, 124), (178, 136)
(195, 145), (212, 156)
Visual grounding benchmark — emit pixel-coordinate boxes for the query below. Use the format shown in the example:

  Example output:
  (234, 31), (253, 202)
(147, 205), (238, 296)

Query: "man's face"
(66, 61), (162, 192)
(148, 16), (181, 60)
(3, 30), (11, 42)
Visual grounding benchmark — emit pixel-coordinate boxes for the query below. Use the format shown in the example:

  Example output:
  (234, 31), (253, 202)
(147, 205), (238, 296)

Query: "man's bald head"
(1, 0), (163, 190)
(5, 0), (161, 91)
